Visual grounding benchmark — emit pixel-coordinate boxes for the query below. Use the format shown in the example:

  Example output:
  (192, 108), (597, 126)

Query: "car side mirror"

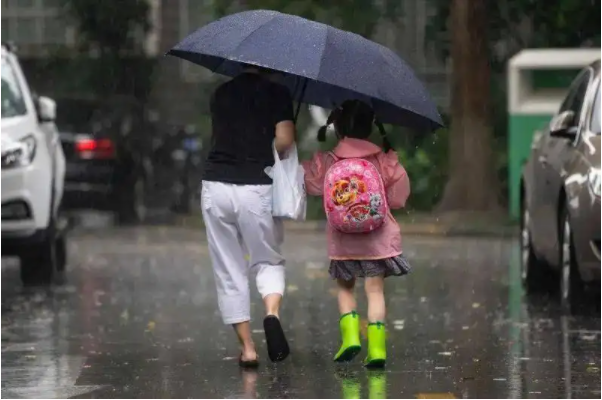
(36, 96), (57, 123)
(550, 110), (577, 139)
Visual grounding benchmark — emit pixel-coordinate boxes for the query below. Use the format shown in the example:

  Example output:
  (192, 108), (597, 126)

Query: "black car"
(56, 96), (153, 223)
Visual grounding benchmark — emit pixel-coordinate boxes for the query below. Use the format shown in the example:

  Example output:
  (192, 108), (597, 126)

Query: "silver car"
(520, 60), (601, 306)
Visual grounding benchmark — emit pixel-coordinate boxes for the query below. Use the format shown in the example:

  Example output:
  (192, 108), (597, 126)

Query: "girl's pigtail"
(375, 120), (392, 152)
(317, 107), (341, 142)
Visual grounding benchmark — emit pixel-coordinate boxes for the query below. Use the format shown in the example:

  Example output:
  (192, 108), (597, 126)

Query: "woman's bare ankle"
(241, 345), (258, 361)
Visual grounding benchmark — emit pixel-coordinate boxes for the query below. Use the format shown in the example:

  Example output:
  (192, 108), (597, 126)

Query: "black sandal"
(263, 315), (290, 362)
(238, 354), (259, 369)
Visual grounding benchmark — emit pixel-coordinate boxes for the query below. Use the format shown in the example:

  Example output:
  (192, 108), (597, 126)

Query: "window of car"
(1, 56), (27, 119)
(590, 81), (600, 135)
(559, 69), (592, 124)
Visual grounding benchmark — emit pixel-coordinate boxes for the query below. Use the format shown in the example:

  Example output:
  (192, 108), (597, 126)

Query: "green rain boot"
(364, 322), (386, 368)
(334, 311), (362, 362)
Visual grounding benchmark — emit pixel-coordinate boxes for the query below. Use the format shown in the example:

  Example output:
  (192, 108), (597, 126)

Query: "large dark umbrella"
(167, 9), (442, 131)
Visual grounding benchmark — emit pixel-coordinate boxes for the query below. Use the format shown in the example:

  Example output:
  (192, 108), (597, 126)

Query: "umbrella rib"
(315, 25), (332, 86)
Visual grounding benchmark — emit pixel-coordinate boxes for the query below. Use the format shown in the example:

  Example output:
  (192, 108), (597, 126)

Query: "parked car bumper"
(62, 159), (115, 211)
(1, 164), (52, 231)
(62, 182), (114, 211)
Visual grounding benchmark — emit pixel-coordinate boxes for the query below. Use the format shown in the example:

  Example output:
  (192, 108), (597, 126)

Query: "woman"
(201, 64), (296, 367)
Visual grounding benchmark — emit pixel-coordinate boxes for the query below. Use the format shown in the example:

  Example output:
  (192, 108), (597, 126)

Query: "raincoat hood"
(332, 138), (382, 159)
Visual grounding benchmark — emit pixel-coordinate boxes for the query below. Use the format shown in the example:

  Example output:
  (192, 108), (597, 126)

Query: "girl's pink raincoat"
(302, 138), (410, 260)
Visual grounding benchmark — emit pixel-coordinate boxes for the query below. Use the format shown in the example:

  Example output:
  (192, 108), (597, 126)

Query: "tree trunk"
(436, 0), (500, 212)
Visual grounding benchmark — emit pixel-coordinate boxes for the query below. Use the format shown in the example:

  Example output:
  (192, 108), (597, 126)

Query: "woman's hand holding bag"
(264, 142), (307, 221)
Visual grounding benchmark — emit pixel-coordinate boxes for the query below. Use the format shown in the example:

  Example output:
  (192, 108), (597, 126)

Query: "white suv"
(1, 43), (67, 285)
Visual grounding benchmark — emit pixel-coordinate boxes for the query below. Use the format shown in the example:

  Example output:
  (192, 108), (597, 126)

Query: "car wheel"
(559, 207), (583, 309)
(20, 227), (57, 287)
(19, 210), (69, 286)
(55, 235), (67, 272)
(520, 201), (549, 292)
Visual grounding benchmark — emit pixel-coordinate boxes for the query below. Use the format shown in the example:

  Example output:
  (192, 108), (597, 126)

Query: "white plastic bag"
(264, 142), (307, 221)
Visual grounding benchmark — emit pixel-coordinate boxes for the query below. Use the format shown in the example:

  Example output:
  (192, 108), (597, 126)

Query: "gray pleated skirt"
(329, 254), (412, 281)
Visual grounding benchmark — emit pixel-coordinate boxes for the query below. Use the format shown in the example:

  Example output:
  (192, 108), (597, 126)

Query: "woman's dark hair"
(317, 100), (391, 152)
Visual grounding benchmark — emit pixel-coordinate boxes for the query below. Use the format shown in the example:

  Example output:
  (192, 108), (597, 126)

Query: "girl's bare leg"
(364, 276), (385, 322)
(337, 278), (357, 314)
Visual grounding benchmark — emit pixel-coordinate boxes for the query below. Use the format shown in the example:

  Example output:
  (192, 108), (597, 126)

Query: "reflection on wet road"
(2, 226), (600, 398)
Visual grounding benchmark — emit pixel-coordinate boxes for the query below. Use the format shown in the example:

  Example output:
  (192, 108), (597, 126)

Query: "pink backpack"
(323, 155), (389, 233)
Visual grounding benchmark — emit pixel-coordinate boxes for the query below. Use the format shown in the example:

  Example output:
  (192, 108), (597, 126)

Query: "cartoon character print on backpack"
(369, 193), (383, 219)
(331, 176), (367, 207)
(324, 158), (389, 233)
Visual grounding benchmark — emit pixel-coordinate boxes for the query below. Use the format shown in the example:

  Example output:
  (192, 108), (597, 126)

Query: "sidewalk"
(174, 211), (518, 238)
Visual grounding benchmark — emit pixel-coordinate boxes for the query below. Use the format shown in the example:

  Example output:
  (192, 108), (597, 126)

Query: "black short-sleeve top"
(202, 73), (294, 185)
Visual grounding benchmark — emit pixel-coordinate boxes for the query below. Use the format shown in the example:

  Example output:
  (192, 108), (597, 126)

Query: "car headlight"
(1, 135), (36, 169)
(587, 168), (601, 198)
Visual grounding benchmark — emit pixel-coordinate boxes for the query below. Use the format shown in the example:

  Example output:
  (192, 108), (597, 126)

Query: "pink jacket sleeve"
(379, 150), (410, 209)
(301, 152), (333, 196)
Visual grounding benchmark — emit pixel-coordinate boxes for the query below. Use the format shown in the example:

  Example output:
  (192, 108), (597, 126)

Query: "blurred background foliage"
(20, 0), (601, 218)
(54, 0), (154, 97)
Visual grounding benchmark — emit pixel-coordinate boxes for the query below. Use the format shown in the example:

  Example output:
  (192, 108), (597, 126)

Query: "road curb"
(282, 220), (517, 238)
(174, 215), (517, 238)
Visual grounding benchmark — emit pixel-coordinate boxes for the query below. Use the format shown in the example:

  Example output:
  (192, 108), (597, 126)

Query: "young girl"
(302, 100), (411, 368)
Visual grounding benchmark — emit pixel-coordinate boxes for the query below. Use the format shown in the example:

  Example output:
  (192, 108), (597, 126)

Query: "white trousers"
(201, 181), (285, 325)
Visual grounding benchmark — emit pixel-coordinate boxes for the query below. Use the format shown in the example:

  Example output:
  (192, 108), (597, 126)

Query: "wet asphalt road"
(1, 224), (600, 399)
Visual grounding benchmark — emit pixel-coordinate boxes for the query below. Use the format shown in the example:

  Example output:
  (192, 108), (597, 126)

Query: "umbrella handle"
(293, 78), (308, 123)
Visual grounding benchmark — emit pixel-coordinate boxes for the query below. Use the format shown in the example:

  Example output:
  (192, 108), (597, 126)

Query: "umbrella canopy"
(168, 9), (442, 131)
